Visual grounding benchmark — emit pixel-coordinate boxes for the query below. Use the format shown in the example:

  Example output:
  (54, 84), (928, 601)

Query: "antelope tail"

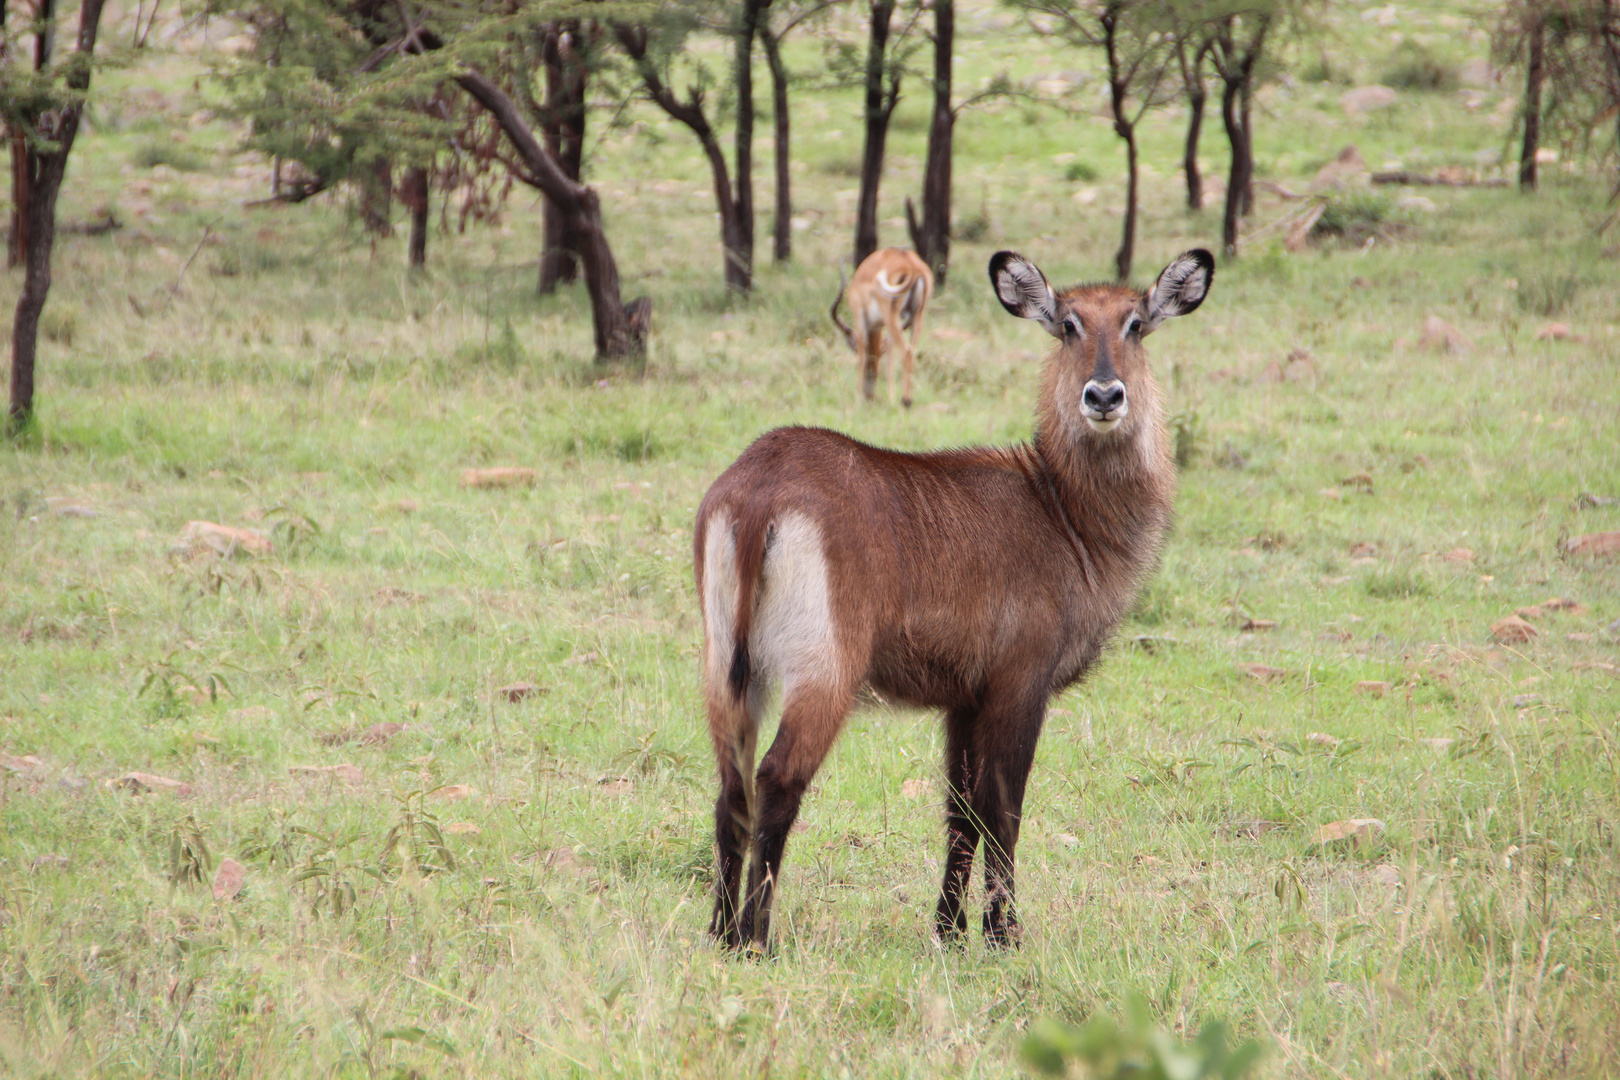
(829, 260), (855, 349)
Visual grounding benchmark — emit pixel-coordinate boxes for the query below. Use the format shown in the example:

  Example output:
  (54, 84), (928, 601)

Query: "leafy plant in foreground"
(1021, 994), (1261, 1079)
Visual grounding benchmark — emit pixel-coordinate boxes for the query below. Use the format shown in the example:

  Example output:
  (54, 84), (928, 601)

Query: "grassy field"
(3, 0), (1619, 1076)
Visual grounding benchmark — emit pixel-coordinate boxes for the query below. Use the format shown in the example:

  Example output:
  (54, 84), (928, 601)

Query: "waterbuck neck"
(1030, 371), (1175, 588)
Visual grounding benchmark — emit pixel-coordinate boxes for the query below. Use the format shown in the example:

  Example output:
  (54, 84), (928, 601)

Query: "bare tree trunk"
(1178, 38), (1209, 211)
(9, 0), (106, 434)
(1520, 11), (1544, 192)
(616, 24), (750, 291)
(539, 21), (588, 293)
(1220, 78), (1246, 258)
(1239, 79), (1255, 216)
(1183, 90), (1205, 210)
(855, 0), (898, 266)
(733, 0), (766, 287)
(760, 28), (793, 263)
(360, 156), (393, 236)
(403, 165), (429, 268)
(457, 69), (646, 359)
(1116, 124), (1138, 281)
(906, 0), (952, 283)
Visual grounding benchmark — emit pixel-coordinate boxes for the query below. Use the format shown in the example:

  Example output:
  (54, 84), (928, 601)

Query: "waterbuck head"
(989, 250), (1214, 437)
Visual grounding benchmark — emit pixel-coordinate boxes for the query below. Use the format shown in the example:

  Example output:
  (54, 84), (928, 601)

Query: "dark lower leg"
(935, 708), (979, 942)
(737, 767), (807, 951)
(709, 761), (751, 948)
(977, 764), (1027, 949)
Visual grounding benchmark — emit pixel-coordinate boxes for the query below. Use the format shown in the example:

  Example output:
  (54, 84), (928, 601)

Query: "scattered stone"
(1421, 737), (1456, 752)
(1459, 58), (1500, 87)
(108, 771), (191, 796)
(1, 753), (44, 774)
(1372, 864), (1402, 887)
(395, 498), (419, 513)
(1349, 542), (1378, 557)
(364, 722), (405, 745)
(1240, 618), (1277, 632)
(212, 857), (246, 901)
(1241, 663), (1289, 683)
(1340, 87), (1397, 115)
(1442, 548), (1475, 564)
(1132, 854), (1164, 867)
(1341, 473), (1375, 493)
(1566, 632), (1594, 644)
(563, 652), (599, 667)
(1579, 493), (1617, 508)
(1566, 532), (1620, 558)
(1513, 694), (1543, 709)
(1490, 615), (1537, 644)
(1418, 315), (1470, 355)
(1354, 680), (1391, 698)
(1516, 606), (1544, 621)
(1315, 818), (1386, 848)
(1573, 660), (1616, 673)
(1535, 322), (1575, 342)
(496, 682), (544, 704)
(435, 784), (475, 800)
(597, 777), (634, 797)
(1320, 488), (1342, 501)
(48, 500), (100, 518)
(1540, 597), (1588, 615)
(177, 520), (273, 557)
(460, 467), (538, 489)
(1395, 194), (1437, 213)
(900, 778), (934, 798)
(289, 763), (363, 784)
(443, 822), (482, 836)
(1307, 732), (1340, 749)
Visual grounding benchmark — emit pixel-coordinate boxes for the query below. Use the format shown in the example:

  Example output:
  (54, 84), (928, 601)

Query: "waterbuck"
(695, 248), (1214, 951)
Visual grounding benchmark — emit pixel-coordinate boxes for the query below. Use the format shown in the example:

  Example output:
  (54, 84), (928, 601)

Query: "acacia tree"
(1170, 11), (1215, 210)
(1, 0), (109, 433)
(904, 0), (952, 282)
(758, 0), (843, 263)
(853, 0), (918, 265)
(1208, 5), (1270, 256)
(615, 0), (767, 293)
(1013, 0), (1174, 280)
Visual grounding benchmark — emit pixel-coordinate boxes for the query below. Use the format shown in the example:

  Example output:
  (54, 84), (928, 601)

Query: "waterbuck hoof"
(902, 397), (913, 409)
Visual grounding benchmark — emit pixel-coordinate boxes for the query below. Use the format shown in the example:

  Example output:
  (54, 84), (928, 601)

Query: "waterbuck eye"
(1123, 316), (1142, 338)
(1063, 313), (1084, 339)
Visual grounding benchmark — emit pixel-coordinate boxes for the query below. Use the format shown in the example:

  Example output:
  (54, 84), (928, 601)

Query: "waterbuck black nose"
(1083, 379), (1126, 415)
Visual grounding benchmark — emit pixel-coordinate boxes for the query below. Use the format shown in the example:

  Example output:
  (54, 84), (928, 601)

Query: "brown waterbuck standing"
(695, 249), (1214, 952)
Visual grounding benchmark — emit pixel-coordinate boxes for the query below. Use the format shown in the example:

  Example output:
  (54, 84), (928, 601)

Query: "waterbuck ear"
(1142, 249), (1214, 331)
(988, 251), (1060, 336)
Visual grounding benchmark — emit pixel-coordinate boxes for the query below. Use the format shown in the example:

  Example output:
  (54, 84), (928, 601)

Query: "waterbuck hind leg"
(709, 755), (751, 949)
(738, 683), (855, 953)
(935, 706), (981, 944)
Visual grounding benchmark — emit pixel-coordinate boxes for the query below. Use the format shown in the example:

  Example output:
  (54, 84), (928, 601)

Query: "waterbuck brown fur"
(696, 248), (1214, 952)
(830, 247), (934, 408)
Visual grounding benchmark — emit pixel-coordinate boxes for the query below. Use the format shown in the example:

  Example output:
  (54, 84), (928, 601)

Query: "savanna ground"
(3, 0), (1620, 1075)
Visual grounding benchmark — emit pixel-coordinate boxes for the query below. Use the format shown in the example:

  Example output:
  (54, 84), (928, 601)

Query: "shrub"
(1065, 161), (1098, 183)
(1380, 42), (1458, 90)
(131, 137), (206, 172)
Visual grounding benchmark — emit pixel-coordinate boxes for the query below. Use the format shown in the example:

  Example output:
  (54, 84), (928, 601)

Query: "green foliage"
(1065, 160), (1098, 182)
(1312, 191), (1394, 246)
(131, 136), (207, 172)
(1379, 41), (1459, 90)
(1021, 996), (1262, 1079)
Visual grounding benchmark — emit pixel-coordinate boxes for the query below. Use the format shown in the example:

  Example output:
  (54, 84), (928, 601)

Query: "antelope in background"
(830, 247), (934, 407)
(696, 247), (1215, 952)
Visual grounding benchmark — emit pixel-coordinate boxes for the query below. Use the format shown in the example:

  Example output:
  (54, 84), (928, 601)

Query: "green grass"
(3, 1), (1619, 1077)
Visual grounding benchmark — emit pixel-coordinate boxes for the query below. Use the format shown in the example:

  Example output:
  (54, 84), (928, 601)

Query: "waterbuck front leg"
(970, 687), (1047, 949)
(935, 706), (981, 944)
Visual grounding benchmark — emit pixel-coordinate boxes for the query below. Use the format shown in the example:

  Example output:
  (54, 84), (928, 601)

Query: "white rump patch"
(701, 513), (739, 689)
(874, 269), (909, 296)
(750, 512), (839, 702)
